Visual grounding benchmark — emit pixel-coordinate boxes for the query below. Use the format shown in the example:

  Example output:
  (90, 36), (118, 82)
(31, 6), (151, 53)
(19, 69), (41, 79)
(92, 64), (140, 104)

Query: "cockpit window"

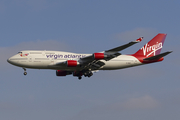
(18, 52), (22, 54)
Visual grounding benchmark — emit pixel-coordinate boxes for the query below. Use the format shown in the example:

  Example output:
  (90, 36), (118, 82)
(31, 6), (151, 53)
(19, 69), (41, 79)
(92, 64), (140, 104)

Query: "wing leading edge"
(105, 37), (143, 53)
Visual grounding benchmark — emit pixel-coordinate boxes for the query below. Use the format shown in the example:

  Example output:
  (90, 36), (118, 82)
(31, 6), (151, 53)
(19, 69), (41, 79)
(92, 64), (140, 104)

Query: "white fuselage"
(7, 50), (143, 71)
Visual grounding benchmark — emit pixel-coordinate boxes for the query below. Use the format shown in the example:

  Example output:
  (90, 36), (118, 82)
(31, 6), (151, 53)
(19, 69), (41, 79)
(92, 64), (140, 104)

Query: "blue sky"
(0, 0), (180, 120)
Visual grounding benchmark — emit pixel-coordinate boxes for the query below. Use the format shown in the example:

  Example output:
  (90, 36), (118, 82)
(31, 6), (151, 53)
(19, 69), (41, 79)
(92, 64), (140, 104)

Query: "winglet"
(135, 37), (143, 42)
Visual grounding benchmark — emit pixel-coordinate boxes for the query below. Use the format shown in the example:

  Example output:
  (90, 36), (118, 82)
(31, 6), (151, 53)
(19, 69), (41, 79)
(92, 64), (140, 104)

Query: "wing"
(79, 37), (143, 70)
(53, 37), (143, 72)
(52, 37), (143, 78)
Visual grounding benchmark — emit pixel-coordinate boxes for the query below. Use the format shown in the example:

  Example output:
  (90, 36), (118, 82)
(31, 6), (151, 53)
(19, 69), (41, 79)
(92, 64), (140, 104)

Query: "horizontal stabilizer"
(143, 51), (172, 61)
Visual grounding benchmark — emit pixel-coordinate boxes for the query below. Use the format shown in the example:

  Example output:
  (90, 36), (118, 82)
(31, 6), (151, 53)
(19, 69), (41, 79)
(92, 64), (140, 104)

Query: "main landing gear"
(23, 68), (27, 75)
(77, 71), (93, 80)
(84, 71), (93, 77)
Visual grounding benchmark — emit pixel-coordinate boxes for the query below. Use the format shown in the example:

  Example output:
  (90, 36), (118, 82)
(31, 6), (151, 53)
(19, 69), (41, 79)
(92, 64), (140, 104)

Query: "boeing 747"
(7, 33), (172, 79)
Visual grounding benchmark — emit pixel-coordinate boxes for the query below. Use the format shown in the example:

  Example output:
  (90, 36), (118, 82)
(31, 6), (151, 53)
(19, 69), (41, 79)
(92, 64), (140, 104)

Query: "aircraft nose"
(7, 56), (16, 65)
(7, 57), (12, 64)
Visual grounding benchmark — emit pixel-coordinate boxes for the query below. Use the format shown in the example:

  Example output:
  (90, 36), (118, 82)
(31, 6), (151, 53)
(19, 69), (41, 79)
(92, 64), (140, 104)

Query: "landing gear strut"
(23, 68), (27, 75)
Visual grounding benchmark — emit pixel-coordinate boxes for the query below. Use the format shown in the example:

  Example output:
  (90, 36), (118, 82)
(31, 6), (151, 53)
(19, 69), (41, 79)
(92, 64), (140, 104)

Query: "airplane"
(7, 33), (172, 80)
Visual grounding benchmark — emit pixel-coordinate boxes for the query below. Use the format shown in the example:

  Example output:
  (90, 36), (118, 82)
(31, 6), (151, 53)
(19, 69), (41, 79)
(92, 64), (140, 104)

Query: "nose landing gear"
(23, 68), (27, 75)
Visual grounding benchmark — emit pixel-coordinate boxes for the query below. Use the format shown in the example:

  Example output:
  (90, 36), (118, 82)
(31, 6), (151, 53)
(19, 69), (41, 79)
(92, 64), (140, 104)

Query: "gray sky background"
(0, 0), (180, 120)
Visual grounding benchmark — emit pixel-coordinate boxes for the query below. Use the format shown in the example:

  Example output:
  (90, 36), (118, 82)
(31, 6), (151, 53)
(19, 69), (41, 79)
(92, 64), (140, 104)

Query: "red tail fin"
(133, 33), (167, 58)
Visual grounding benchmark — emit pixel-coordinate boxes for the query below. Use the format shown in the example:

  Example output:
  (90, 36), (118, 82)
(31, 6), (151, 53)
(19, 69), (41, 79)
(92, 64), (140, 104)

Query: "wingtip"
(135, 37), (143, 42)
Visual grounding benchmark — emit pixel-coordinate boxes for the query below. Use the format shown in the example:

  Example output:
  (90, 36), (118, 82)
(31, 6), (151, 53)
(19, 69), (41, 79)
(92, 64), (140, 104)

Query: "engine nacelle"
(56, 70), (68, 76)
(93, 53), (104, 60)
(67, 60), (78, 67)
(56, 70), (72, 76)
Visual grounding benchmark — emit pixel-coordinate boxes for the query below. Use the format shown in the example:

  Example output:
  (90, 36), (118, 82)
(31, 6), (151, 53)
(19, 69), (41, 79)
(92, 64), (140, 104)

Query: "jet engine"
(93, 53), (104, 60)
(56, 70), (72, 76)
(66, 60), (78, 67)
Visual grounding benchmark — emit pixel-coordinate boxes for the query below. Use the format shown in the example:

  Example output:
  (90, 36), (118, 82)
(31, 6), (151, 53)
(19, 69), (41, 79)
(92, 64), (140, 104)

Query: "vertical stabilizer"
(133, 33), (167, 58)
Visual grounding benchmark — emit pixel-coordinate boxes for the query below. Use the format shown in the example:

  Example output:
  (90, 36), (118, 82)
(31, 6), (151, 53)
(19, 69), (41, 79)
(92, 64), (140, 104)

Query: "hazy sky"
(0, 0), (180, 120)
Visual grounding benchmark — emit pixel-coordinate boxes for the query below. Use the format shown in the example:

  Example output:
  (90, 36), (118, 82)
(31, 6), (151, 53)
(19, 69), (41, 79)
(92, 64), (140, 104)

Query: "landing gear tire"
(78, 76), (82, 80)
(24, 72), (27, 75)
(84, 71), (93, 78)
